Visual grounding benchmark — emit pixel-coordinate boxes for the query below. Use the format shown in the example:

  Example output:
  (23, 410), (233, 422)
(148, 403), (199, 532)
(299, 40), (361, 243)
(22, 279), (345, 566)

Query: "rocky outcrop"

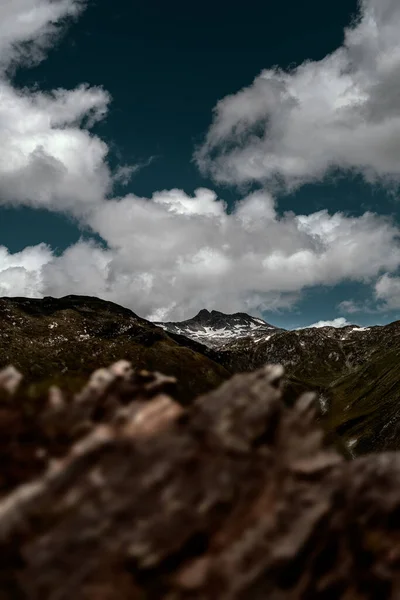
(2, 362), (400, 598)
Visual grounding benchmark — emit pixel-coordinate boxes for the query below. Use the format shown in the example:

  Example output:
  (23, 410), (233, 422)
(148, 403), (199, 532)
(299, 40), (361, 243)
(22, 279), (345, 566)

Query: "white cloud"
(0, 0), (85, 73)
(4, 189), (400, 321)
(0, 80), (113, 215)
(2, 0), (400, 322)
(300, 317), (352, 329)
(152, 187), (227, 217)
(0, 244), (53, 297)
(374, 273), (400, 310)
(113, 157), (156, 187)
(84, 191), (400, 320)
(0, 0), (121, 217)
(195, 0), (400, 190)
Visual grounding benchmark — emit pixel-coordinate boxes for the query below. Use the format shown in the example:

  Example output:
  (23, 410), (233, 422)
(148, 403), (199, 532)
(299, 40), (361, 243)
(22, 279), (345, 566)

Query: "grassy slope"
(0, 296), (230, 403)
(217, 324), (400, 455)
(323, 348), (400, 454)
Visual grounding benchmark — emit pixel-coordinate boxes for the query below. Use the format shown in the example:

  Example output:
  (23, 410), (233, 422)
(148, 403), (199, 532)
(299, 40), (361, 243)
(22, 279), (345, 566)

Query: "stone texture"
(1, 361), (400, 599)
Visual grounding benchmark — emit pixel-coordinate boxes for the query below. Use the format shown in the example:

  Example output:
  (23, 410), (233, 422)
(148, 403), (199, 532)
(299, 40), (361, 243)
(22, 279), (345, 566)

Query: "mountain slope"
(220, 321), (400, 454)
(158, 309), (400, 455)
(0, 295), (230, 403)
(3, 296), (400, 457)
(323, 347), (400, 455)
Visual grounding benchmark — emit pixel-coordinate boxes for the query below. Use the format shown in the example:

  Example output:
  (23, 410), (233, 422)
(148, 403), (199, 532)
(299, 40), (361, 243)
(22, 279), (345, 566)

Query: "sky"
(1, 0), (400, 329)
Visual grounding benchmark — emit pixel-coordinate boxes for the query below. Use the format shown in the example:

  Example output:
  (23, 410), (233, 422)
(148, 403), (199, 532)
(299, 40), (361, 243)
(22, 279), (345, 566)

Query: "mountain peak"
(196, 308), (211, 317)
(156, 308), (282, 349)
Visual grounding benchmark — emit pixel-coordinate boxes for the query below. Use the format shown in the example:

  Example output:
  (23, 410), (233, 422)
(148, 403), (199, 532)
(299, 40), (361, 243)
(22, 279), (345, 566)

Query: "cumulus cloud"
(0, 244), (53, 297)
(340, 272), (400, 314)
(0, 80), (113, 215)
(300, 317), (352, 329)
(374, 273), (400, 310)
(0, 0), (85, 73)
(82, 190), (400, 319)
(0, 0), (136, 217)
(195, 0), (400, 190)
(4, 188), (400, 320)
(2, 0), (400, 322)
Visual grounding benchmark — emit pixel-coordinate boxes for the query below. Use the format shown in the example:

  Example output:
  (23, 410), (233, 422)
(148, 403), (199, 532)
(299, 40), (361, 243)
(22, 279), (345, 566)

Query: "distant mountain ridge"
(155, 308), (282, 349)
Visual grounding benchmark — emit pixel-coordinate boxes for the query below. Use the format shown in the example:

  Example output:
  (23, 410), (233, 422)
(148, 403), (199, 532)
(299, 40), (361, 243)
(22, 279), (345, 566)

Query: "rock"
(1, 362), (400, 598)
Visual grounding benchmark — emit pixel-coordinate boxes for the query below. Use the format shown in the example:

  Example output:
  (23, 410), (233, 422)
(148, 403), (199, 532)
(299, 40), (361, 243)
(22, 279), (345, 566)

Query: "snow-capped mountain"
(155, 309), (283, 349)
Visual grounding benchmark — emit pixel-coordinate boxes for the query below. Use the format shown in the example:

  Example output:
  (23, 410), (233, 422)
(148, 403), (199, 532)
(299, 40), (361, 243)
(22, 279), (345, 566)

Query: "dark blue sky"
(2, 0), (399, 328)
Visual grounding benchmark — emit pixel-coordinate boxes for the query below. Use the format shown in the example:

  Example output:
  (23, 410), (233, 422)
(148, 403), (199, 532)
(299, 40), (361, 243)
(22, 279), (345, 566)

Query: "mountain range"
(1, 295), (400, 457)
(159, 309), (400, 456)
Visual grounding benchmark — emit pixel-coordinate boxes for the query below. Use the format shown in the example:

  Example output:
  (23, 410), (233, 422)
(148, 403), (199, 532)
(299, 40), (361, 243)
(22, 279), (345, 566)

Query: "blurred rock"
(0, 362), (400, 599)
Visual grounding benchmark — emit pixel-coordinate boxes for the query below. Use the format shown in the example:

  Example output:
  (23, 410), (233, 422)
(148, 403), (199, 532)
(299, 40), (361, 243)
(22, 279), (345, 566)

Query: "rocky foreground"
(1, 362), (400, 598)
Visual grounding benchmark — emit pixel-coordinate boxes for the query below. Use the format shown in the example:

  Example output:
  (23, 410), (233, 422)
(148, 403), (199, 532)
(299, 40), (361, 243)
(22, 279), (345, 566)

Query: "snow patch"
(255, 335), (272, 344)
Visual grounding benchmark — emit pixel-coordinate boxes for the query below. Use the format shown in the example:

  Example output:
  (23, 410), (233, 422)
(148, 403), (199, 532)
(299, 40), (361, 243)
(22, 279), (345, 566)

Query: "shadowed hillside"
(0, 295), (230, 403)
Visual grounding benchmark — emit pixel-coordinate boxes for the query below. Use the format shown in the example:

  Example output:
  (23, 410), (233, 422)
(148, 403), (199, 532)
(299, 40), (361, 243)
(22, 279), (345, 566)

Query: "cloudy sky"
(1, 0), (400, 328)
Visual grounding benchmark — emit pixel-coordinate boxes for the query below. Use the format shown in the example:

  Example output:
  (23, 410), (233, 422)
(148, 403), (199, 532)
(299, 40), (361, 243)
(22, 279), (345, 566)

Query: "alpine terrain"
(1, 295), (400, 457)
(158, 309), (400, 456)
(0, 295), (230, 404)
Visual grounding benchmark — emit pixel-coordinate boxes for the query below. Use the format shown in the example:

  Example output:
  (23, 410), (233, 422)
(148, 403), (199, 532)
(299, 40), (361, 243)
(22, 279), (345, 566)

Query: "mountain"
(3, 296), (400, 458)
(213, 323), (384, 378)
(155, 308), (282, 349)
(158, 309), (400, 456)
(211, 322), (396, 456)
(323, 344), (400, 455)
(0, 295), (230, 403)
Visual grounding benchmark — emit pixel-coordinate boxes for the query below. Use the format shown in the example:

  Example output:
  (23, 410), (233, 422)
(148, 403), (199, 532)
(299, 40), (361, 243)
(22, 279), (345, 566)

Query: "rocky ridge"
(155, 308), (281, 349)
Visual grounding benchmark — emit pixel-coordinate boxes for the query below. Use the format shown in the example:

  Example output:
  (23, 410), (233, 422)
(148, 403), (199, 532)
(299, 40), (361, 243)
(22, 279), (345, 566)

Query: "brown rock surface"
(1, 361), (400, 599)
